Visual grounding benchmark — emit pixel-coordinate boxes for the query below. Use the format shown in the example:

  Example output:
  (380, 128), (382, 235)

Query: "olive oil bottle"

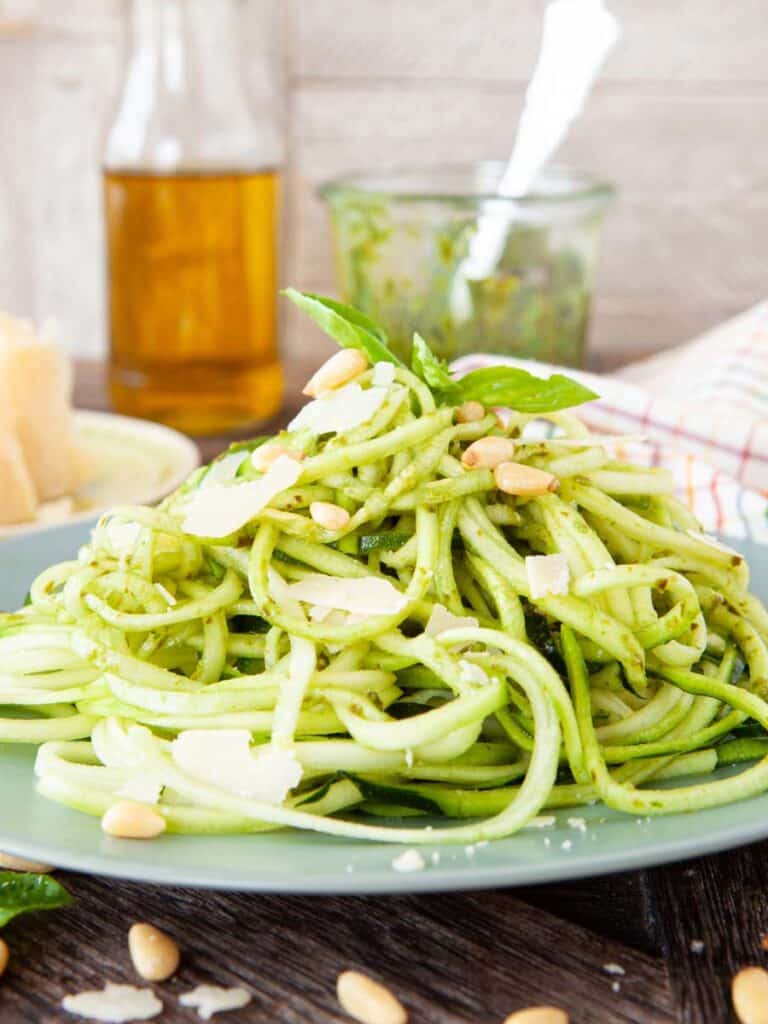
(103, 0), (282, 435)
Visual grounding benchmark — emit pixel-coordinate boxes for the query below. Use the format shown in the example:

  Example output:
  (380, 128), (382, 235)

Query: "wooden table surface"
(2, 360), (766, 1024)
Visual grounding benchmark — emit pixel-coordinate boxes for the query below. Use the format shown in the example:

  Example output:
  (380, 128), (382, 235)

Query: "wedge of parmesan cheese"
(61, 983), (162, 1022)
(284, 574), (408, 616)
(172, 730), (302, 803)
(288, 382), (388, 435)
(0, 313), (85, 505)
(526, 554), (571, 600)
(181, 455), (302, 537)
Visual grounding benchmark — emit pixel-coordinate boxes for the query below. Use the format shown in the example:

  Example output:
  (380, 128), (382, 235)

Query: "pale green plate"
(1, 521), (767, 893)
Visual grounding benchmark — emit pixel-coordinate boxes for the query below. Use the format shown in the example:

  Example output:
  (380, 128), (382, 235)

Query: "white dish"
(0, 410), (200, 539)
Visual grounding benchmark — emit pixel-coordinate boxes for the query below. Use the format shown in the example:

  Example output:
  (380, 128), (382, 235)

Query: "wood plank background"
(0, 0), (765, 363)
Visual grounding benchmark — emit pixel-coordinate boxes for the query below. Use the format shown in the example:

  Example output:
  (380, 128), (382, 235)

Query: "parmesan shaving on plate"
(61, 983), (162, 1022)
(179, 985), (252, 1020)
(288, 382), (388, 434)
(171, 730), (302, 803)
(525, 554), (571, 599)
(181, 455), (301, 538)
(372, 361), (396, 387)
(284, 574), (408, 616)
(424, 604), (479, 637)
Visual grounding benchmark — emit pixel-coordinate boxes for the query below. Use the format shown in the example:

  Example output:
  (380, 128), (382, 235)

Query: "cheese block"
(0, 311), (82, 507)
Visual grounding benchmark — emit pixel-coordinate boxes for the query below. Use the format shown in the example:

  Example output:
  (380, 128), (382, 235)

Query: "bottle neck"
(106, 0), (277, 174)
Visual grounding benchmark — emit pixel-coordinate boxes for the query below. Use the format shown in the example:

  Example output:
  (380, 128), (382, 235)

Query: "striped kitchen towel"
(453, 300), (768, 544)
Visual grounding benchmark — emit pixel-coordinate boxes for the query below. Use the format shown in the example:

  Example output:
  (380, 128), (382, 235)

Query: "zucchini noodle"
(2, 333), (768, 847)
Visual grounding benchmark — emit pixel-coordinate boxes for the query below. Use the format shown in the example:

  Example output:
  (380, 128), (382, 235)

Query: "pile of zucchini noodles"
(2, 305), (768, 846)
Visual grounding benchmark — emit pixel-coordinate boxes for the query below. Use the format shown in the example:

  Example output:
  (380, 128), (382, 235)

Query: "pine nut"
(251, 445), (304, 472)
(101, 801), (166, 840)
(0, 852), (53, 873)
(0, 937), (8, 978)
(733, 966), (768, 1024)
(455, 401), (485, 424)
(309, 501), (351, 531)
(461, 436), (517, 469)
(128, 922), (180, 981)
(494, 462), (559, 497)
(336, 970), (407, 1024)
(303, 349), (369, 397)
(503, 1010), (569, 1024)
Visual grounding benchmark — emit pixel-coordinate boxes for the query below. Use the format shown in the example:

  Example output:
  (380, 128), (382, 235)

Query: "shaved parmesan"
(181, 455), (301, 538)
(201, 450), (248, 486)
(288, 382), (388, 435)
(372, 361), (396, 387)
(172, 730), (302, 804)
(458, 659), (490, 687)
(526, 554), (570, 600)
(117, 776), (163, 804)
(425, 604), (479, 637)
(284, 574), (407, 616)
(179, 986), (251, 1020)
(62, 983), (162, 1022)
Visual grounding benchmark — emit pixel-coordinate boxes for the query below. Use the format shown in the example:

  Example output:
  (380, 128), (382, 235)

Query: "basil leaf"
(0, 871), (73, 928)
(411, 333), (461, 398)
(282, 289), (405, 368)
(457, 366), (597, 413)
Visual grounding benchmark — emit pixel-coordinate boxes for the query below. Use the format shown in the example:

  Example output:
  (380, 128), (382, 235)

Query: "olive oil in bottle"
(105, 169), (281, 435)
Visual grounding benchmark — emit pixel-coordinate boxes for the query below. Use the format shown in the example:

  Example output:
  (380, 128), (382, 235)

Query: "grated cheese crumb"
(62, 983), (162, 1022)
(392, 849), (426, 873)
(179, 986), (251, 1020)
(567, 816), (587, 833)
(561, 840), (573, 851)
(525, 554), (570, 600)
(690, 939), (705, 954)
(603, 963), (625, 976)
(524, 815), (556, 829)
(611, 981), (621, 994)
(458, 659), (490, 687)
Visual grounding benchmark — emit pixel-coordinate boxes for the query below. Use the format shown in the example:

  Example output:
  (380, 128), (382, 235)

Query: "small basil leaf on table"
(0, 871), (73, 928)
(457, 366), (598, 412)
(282, 289), (405, 368)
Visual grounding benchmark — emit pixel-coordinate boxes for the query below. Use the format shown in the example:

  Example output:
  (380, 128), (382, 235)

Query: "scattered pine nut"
(309, 501), (351, 531)
(128, 923), (180, 982)
(0, 852), (53, 873)
(503, 1008), (569, 1024)
(494, 462), (559, 497)
(336, 970), (407, 1024)
(101, 801), (166, 840)
(732, 966), (768, 1024)
(251, 445), (304, 472)
(303, 350), (369, 397)
(0, 937), (9, 978)
(461, 436), (517, 469)
(455, 401), (485, 424)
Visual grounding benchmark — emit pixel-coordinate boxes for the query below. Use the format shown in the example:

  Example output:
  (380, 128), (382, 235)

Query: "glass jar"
(104, 0), (282, 435)
(321, 163), (614, 368)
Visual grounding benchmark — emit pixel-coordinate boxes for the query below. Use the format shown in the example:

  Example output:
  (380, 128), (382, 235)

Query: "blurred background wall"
(0, 0), (765, 365)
